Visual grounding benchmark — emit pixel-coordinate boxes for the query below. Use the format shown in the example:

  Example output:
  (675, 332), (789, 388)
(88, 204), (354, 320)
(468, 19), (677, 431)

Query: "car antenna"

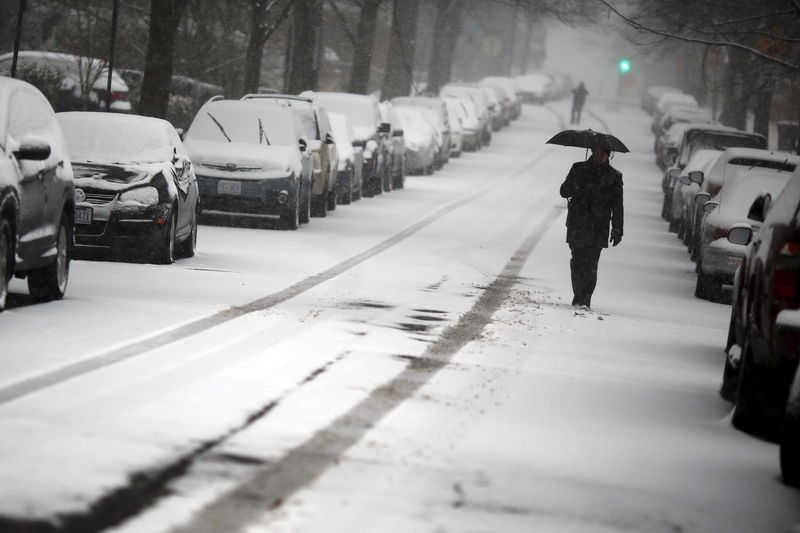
(206, 112), (232, 142)
(259, 118), (270, 145)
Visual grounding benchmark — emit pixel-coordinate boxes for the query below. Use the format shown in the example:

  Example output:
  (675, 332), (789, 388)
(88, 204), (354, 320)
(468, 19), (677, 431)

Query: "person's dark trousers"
(571, 105), (582, 124)
(570, 244), (602, 307)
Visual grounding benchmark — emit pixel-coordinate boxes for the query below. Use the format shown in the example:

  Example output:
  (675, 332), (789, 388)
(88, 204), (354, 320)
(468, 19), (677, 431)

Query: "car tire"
(383, 171), (392, 192)
(780, 413), (800, 487)
(393, 169), (405, 189)
(338, 173), (353, 205)
(353, 178), (362, 201)
(720, 350), (739, 402)
(732, 337), (779, 440)
(299, 181), (311, 224)
(281, 189), (300, 230)
(0, 218), (11, 312)
(154, 213), (176, 264)
(372, 177), (383, 196)
(326, 188), (337, 211)
(311, 193), (327, 218)
(177, 210), (198, 257)
(425, 164), (434, 176)
(27, 213), (70, 301)
(695, 269), (722, 301)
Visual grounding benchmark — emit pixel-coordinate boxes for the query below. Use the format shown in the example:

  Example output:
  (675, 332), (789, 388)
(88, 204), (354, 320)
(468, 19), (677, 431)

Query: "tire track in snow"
(169, 204), (564, 533)
(0, 146), (555, 406)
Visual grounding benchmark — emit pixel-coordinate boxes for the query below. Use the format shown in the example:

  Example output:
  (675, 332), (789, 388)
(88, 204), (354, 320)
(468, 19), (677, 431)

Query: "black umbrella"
(546, 128), (630, 153)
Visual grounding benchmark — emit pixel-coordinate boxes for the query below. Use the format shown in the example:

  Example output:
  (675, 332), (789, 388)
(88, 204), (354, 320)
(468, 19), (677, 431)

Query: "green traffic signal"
(619, 59), (631, 72)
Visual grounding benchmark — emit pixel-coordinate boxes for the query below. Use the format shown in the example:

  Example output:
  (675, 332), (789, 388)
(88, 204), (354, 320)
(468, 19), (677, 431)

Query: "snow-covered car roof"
(722, 147), (799, 167)
(656, 92), (697, 112)
(0, 51), (128, 92)
(301, 91), (380, 138)
(648, 85), (683, 97)
(57, 111), (175, 164)
(715, 170), (791, 218)
(663, 106), (712, 123)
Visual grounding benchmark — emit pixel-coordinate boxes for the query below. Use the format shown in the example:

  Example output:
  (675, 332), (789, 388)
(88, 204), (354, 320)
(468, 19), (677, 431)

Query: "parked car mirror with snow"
(727, 224), (753, 246)
(392, 129), (404, 137)
(694, 192), (711, 205)
(689, 170), (704, 185)
(679, 174), (691, 185)
(747, 193), (771, 222)
(668, 167), (680, 180)
(703, 201), (719, 214)
(13, 135), (52, 161)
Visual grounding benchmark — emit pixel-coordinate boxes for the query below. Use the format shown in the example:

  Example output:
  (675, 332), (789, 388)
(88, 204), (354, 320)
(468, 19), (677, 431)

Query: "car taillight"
(773, 269), (798, 299)
(110, 91), (126, 101)
(779, 241), (800, 256)
(713, 227), (728, 240)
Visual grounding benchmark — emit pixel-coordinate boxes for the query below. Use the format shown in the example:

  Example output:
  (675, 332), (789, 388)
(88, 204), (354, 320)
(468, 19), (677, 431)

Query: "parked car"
(391, 96), (451, 169)
(328, 112), (364, 204)
(378, 101), (406, 189)
(780, 316), (800, 486)
(58, 111), (199, 263)
(515, 73), (554, 104)
(652, 92), (698, 129)
(241, 94), (337, 217)
(183, 98), (312, 230)
(442, 97), (464, 157)
(0, 51), (131, 113)
(642, 85), (683, 114)
(721, 166), (800, 440)
(688, 149), (798, 260)
(653, 106), (712, 146)
(695, 168), (790, 300)
(480, 76), (521, 119)
(394, 107), (437, 175)
(0, 76), (74, 310)
(302, 91), (391, 197)
(669, 149), (721, 239)
(440, 84), (492, 146)
(481, 86), (506, 131)
(447, 96), (481, 151)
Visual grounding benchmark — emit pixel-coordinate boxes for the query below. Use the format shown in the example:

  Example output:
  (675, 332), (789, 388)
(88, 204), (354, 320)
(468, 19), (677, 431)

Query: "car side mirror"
(392, 129), (404, 137)
(298, 138), (307, 152)
(694, 192), (711, 205)
(352, 139), (365, 149)
(703, 201), (719, 214)
(378, 122), (391, 134)
(175, 128), (185, 140)
(13, 135), (51, 161)
(727, 223), (753, 246)
(324, 132), (335, 144)
(747, 193), (772, 222)
(689, 170), (703, 185)
(679, 174), (691, 185)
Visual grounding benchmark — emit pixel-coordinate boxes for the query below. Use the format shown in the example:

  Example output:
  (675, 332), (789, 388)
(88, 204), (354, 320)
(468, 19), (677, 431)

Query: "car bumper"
(196, 175), (297, 216)
(700, 240), (745, 279)
(74, 202), (173, 251)
(405, 147), (435, 170)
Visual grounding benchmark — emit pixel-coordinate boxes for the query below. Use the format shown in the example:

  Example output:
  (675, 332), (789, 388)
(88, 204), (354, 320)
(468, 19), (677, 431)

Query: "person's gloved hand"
(610, 230), (622, 247)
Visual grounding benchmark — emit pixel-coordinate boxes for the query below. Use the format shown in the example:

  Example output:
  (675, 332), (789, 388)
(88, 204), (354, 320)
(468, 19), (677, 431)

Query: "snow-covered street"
(1, 99), (798, 533)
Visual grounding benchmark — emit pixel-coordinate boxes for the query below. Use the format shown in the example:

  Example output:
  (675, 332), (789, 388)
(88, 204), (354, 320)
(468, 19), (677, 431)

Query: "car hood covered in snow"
(71, 161), (166, 192)
(185, 139), (302, 179)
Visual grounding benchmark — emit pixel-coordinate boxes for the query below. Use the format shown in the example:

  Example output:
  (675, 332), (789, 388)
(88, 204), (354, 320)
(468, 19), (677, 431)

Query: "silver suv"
(0, 76), (75, 310)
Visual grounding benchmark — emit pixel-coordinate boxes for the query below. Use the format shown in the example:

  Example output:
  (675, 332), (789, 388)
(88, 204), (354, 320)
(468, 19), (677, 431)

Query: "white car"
(395, 107), (437, 175)
(328, 111), (364, 204)
(183, 99), (313, 230)
(442, 97), (464, 157)
(695, 169), (791, 299)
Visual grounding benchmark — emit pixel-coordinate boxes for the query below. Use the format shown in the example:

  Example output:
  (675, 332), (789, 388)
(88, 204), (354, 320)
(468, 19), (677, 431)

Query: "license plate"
(217, 180), (242, 195)
(75, 206), (92, 225)
(727, 256), (743, 266)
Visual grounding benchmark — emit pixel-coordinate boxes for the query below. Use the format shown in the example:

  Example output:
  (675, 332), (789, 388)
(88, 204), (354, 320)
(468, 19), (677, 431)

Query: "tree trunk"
(425, 0), (461, 94)
(285, 0), (323, 94)
(348, 0), (381, 94)
(518, 16), (533, 74)
(753, 80), (774, 139)
(381, 0), (421, 100)
(139, 0), (188, 119)
(243, 1), (270, 96)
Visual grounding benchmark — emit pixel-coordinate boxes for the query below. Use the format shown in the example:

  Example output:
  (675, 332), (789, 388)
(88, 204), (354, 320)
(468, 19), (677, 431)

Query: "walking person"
(571, 82), (588, 124)
(559, 143), (623, 309)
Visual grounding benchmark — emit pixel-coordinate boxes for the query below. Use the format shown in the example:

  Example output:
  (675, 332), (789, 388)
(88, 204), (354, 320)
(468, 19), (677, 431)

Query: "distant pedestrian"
(559, 142), (623, 309)
(571, 82), (588, 124)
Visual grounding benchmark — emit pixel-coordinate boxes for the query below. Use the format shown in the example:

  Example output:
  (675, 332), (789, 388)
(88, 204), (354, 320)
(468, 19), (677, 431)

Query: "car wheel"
(353, 177), (362, 201)
(299, 181), (311, 224)
(425, 164), (434, 176)
(383, 171), (392, 192)
(281, 189), (300, 230)
(154, 213), (176, 264)
(695, 269), (722, 301)
(177, 210), (198, 257)
(372, 176), (383, 195)
(720, 350), (739, 402)
(393, 168), (405, 189)
(339, 172), (353, 205)
(732, 337), (780, 440)
(0, 218), (11, 312)
(27, 213), (70, 301)
(780, 412), (800, 487)
(311, 193), (328, 217)
(326, 188), (337, 211)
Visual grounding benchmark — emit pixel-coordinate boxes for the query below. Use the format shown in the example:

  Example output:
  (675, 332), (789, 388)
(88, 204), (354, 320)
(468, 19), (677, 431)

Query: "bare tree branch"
(326, 0), (358, 46)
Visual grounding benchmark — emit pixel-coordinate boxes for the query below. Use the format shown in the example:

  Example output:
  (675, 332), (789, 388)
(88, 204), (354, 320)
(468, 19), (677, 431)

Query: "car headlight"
(119, 186), (159, 205)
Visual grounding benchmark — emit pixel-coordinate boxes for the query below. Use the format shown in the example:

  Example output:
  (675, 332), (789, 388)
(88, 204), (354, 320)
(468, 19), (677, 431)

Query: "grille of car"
(84, 192), (117, 205)
(201, 163), (262, 171)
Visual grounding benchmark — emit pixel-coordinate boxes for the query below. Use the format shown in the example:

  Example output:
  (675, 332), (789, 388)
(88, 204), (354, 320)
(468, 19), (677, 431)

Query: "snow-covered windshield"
(186, 102), (297, 146)
(58, 112), (171, 164)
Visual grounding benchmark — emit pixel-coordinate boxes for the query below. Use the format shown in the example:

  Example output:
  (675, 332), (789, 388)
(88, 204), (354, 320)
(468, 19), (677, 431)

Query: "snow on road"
(0, 99), (798, 533)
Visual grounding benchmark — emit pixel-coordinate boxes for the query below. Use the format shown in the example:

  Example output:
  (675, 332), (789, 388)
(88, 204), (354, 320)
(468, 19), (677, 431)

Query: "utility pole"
(11, 0), (26, 78)
(105, 0), (120, 111)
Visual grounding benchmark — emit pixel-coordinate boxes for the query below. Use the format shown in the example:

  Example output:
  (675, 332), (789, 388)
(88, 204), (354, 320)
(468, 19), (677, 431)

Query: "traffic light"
(619, 59), (631, 73)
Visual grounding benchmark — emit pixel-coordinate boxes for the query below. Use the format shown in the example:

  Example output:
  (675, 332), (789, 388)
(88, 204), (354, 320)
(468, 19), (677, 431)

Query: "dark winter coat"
(559, 160), (623, 248)
(572, 84), (588, 106)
